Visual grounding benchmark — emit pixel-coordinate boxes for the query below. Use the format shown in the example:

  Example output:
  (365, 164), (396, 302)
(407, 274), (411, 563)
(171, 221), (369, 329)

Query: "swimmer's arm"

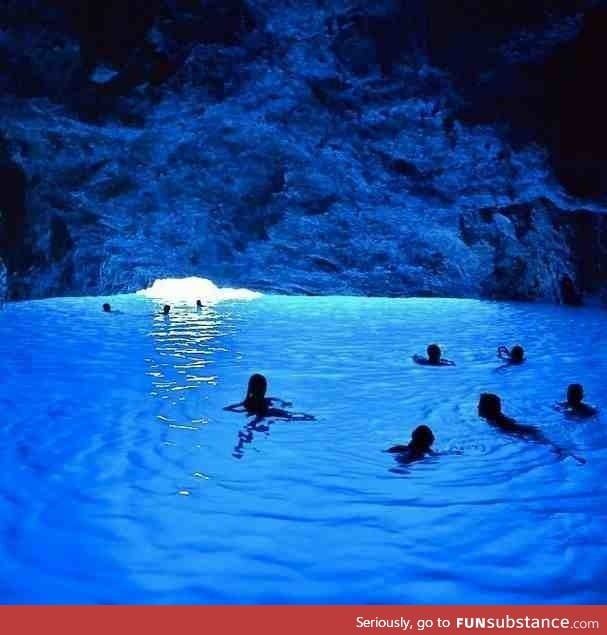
(224, 401), (246, 412)
(519, 425), (585, 463)
(497, 346), (510, 360)
(385, 445), (409, 453)
(499, 417), (585, 464)
(555, 402), (598, 417)
(287, 412), (316, 421)
(268, 397), (293, 407)
(546, 441), (586, 465)
(412, 355), (427, 365)
(581, 404), (599, 417)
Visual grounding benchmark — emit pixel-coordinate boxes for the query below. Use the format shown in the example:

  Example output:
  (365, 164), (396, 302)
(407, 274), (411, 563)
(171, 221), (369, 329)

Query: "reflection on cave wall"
(0, 0), (606, 303)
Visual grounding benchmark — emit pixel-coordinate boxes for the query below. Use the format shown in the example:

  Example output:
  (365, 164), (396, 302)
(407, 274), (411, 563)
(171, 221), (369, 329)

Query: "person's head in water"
(410, 425), (435, 452)
(245, 373), (268, 408)
(478, 393), (502, 420)
(510, 345), (524, 363)
(163, 305), (171, 315)
(567, 383), (584, 407)
(196, 299), (202, 309)
(102, 303), (111, 313)
(427, 344), (441, 364)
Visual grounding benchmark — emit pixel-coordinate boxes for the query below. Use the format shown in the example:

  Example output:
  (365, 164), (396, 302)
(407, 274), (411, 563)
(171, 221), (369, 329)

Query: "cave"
(544, 6), (607, 198)
(1, 0), (607, 608)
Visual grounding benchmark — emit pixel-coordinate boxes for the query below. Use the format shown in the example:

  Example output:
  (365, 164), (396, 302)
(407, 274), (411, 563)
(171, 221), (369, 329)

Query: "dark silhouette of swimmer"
(386, 425), (436, 462)
(556, 384), (598, 418)
(162, 304), (171, 316)
(227, 374), (315, 459)
(478, 393), (536, 434)
(102, 302), (123, 315)
(478, 393), (586, 464)
(413, 344), (455, 366)
(224, 373), (314, 421)
(196, 299), (203, 310)
(497, 344), (525, 364)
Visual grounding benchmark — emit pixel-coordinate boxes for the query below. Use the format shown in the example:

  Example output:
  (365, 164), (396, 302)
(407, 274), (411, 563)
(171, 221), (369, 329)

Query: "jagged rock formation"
(460, 199), (607, 302)
(0, 1), (606, 303)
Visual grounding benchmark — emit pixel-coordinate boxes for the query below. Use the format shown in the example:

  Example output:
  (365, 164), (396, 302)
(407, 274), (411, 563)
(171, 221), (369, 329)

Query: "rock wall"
(0, 257), (6, 303)
(0, 0), (606, 303)
(460, 199), (607, 303)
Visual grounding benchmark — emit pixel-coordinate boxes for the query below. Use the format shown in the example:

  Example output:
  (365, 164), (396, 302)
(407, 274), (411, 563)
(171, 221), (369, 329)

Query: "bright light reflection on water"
(137, 277), (262, 304)
(0, 294), (605, 603)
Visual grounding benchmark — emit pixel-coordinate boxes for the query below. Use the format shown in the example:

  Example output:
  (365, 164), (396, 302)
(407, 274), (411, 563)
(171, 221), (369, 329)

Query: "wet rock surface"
(0, 1), (606, 302)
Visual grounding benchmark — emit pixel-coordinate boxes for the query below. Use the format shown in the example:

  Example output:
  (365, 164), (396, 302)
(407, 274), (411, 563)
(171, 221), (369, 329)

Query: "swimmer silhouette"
(497, 344), (525, 365)
(478, 393), (586, 464)
(227, 374), (315, 459)
(224, 373), (315, 421)
(555, 384), (598, 418)
(196, 299), (203, 310)
(102, 302), (123, 314)
(162, 304), (171, 316)
(478, 393), (536, 434)
(386, 425), (436, 463)
(413, 344), (455, 366)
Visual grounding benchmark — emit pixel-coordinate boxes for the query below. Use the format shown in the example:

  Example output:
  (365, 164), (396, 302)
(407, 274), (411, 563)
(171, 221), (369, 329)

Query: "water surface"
(0, 295), (605, 603)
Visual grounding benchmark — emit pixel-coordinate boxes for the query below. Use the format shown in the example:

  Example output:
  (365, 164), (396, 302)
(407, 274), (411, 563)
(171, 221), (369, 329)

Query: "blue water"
(0, 295), (605, 604)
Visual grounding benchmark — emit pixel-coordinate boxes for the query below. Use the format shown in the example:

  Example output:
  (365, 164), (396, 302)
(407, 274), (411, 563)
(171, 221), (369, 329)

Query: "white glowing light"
(136, 277), (262, 304)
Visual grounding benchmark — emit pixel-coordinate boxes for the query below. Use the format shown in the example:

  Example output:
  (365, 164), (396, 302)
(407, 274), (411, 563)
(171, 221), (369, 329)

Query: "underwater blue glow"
(0, 295), (605, 603)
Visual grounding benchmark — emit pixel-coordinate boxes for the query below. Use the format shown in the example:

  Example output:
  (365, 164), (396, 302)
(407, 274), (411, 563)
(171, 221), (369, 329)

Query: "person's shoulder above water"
(412, 344), (455, 366)
(477, 392), (540, 435)
(571, 402), (598, 417)
(555, 384), (598, 419)
(386, 444), (410, 454)
(224, 373), (315, 421)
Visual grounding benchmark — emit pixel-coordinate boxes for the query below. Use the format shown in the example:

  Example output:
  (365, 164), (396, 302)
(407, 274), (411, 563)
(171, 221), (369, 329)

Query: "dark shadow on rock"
(460, 199), (607, 303)
(49, 214), (73, 262)
(544, 6), (607, 198)
(0, 140), (29, 271)
(422, 1), (605, 196)
(330, 2), (426, 76)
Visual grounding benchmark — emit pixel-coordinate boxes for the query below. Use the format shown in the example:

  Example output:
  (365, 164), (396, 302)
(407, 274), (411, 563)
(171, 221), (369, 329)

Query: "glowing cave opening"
(136, 277), (262, 304)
